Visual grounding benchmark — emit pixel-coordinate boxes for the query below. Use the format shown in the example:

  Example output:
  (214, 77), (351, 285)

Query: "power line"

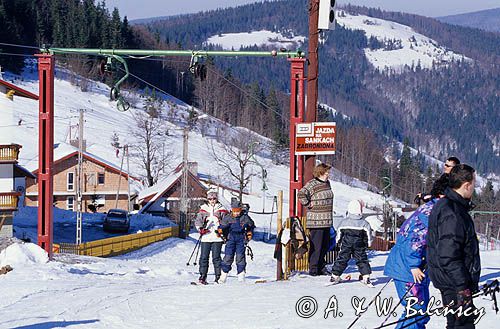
(0, 42), (39, 50)
(0, 52), (37, 58)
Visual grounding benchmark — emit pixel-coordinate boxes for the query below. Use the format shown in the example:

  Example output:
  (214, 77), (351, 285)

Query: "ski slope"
(203, 12), (468, 72)
(1, 237), (499, 328)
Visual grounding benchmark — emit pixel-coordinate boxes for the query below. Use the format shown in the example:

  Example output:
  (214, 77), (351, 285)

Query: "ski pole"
(378, 281), (416, 327)
(186, 236), (202, 266)
(193, 237), (202, 266)
(374, 279), (499, 329)
(347, 278), (393, 329)
(379, 268), (427, 327)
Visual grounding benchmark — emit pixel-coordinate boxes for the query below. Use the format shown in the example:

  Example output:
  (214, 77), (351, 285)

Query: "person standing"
(219, 198), (255, 283)
(384, 174), (449, 329)
(298, 163), (334, 276)
(427, 164), (480, 329)
(416, 156), (460, 204)
(194, 190), (228, 285)
(330, 200), (373, 286)
(443, 156), (460, 174)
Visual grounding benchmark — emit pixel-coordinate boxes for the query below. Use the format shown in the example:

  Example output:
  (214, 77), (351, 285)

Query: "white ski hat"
(347, 200), (364, 215)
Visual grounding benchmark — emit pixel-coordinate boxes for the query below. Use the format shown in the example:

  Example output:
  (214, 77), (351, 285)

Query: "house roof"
(138, 164), (208, 213)
(14, 164), (36, 179)
(0, 79), (39, 100)
(27, 143), (140, 182)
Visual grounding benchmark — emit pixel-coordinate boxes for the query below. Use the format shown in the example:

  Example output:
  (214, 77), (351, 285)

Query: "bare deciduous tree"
(129, 95), (172, 187)
(209, 130), (262, 202)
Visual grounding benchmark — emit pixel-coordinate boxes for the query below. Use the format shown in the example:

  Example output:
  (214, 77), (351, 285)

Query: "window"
(87, 172), (96, 186)
(67, 172), (74, 191)
(67, 196), (74, 211)
(98, 173), (105, 185)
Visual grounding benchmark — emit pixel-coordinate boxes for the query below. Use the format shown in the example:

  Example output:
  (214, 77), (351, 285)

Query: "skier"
(427, 164), (480, 329)
(297, 163), (334, 276)
(384, 174), (449, 329)
(219, 198), (255, 283)
(194, 190), (228, 285)
(330, 199), (373, 286)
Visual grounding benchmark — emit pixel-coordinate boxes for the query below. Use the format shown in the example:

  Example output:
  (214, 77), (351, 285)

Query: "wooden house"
(25, 144), (139, 213)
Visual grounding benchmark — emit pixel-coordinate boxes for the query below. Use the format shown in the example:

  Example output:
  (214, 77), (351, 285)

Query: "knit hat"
(230, 197), (242, 209)
(347, 200), (363, 215)
(207, 190), (218, 199)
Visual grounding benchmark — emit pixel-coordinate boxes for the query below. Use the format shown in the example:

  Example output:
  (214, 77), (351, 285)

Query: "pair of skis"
(325, 274), (376, 288)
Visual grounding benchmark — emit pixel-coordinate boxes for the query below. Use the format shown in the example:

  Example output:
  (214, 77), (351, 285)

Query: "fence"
(472, 211), (500, 251)
(282, 217), (394, 279)
(57, 225), (179, 257)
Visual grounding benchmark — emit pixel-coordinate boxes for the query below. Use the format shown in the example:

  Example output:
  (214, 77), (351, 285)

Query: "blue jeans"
(199, 241), (223, 277)
(221, 235), (246, 274)
(394, 278), (430, 329)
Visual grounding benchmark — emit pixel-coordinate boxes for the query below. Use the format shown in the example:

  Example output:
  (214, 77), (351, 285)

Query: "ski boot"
(198, 274), (208, 285)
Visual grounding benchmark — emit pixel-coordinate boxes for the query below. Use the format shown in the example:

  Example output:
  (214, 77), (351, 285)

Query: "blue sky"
(105, 0), (500, 20)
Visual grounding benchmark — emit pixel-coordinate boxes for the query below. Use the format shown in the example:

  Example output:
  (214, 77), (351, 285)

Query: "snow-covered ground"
(205, 29), (305, 50)
(203, 12), (468, 72)
(1, 237), (499, 328)
(337, 13), (469, 71)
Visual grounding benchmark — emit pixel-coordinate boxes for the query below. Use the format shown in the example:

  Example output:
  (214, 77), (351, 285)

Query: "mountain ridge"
(437, 7), (500, 33)
(142, 0), (500, 174)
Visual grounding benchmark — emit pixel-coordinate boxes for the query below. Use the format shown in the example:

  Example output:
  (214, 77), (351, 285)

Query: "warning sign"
(295, 122), (336, 155)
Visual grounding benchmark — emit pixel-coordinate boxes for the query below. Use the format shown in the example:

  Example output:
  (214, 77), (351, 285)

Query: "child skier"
(330, 199), (374, 286)
(219, 198), (255, 283)
(194, 190), (228, 285)
(383, 175), (448, 329)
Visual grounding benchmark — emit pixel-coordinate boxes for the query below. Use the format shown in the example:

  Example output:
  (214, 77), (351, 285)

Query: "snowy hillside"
(204, 12), (468, 72)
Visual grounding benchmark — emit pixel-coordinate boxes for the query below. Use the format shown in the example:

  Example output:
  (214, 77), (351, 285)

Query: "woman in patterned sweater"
(298, 163), (334, 276)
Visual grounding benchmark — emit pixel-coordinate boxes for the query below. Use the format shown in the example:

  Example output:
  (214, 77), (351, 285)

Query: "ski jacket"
(336, 214), (373, 248)
(427, 188), (481, 292)
(384, 199), (438, 282)
(220, 213), (255, 241)
(298, 177), (334, 228)
(195, 202), (228, 242)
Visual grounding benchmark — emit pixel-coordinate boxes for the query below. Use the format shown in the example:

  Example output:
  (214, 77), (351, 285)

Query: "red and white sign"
(295, 122), (336, 155)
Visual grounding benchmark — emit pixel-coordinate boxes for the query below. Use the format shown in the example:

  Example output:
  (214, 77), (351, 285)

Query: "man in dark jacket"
(427, 164), (480, 329)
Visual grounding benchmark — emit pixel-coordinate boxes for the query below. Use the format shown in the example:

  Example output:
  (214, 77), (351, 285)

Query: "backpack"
(290, 217), (308, 260)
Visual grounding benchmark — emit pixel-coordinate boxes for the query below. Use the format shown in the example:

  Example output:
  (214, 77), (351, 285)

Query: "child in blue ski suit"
(384, 175), (448, 329)
(219, 198), (255, 283)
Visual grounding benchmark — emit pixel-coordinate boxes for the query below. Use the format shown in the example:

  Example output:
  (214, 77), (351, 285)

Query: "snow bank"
(0, 242), (48, 267)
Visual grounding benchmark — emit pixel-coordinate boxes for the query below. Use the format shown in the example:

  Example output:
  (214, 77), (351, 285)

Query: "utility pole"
(114, 145), (126, 209)
(76, 109), (84, 245)
(304, 0), (320, 183)
(180, 127), (189, 238)
(126, 145), (131, 213)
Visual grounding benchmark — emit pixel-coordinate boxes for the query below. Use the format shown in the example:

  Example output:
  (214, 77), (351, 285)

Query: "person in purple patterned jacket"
(384, 175), (449, 329)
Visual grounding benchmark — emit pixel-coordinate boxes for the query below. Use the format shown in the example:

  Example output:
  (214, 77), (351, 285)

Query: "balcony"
(0, 144), (21, 163)
(0, 192), (21, 211)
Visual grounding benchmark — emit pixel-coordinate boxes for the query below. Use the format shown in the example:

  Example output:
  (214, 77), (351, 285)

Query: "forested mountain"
(437, 8), (500, 33)
(144, 0), (500, 175)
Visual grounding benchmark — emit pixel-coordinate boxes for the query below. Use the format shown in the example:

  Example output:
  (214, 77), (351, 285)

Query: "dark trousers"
(440, 288), (476, 329)
(221, 235), (246, 274)
(199, 241), (223, 278)
(331, 241), (371, 276)
(308, 228), (330, 275)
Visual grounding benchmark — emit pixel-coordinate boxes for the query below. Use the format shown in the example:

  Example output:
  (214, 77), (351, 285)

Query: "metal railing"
(0, 192), (20, 211)
(0, 144), (21, 162)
